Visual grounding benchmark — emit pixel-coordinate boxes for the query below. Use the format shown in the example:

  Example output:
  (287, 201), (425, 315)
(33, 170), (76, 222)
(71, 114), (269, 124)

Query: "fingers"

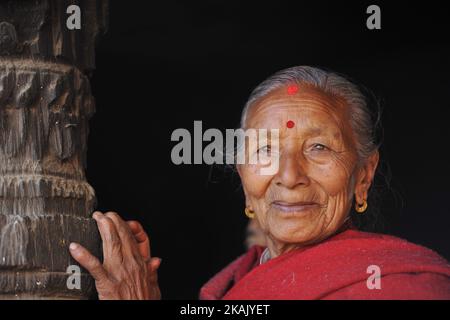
(127, 220), (147, 242)
(148, 257), (161, 272)
(147, 257), (161, 284)
(92, 211), (123, 263)
(69, 242), (108, 282)
(73, 212), (161, 300)
(103, 212), (140, 258)
(146, 257), (162, 300)
(106, 212), (135, 242)
(124, 220), (160, 284)
(92, 211), (152, 264)
(127, 220), (151, 259)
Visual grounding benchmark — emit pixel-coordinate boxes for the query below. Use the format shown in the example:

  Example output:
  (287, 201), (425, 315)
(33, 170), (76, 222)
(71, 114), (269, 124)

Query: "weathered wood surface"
(0, 0), (107, 299)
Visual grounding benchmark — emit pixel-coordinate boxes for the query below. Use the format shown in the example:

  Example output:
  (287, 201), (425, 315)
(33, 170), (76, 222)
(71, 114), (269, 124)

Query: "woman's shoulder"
(221, 229), (450, 299)
(308, 229), (450, 298)
(334, 229), (447, 259)
(321, 229), (450, 274)
(202, 229), (450, 300)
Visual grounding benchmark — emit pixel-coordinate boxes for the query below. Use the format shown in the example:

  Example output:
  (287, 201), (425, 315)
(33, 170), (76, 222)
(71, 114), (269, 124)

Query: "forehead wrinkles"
(245, 94), (357, 152)
(247, 97), (348, 132)
(247, 85), (348, 123)
(251, 85), (347, 112)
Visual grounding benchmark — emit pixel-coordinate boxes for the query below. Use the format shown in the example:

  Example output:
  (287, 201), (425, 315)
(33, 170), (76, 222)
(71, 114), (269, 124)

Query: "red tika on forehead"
(286, 84), (299, 95)
(286, 120), (295, 128)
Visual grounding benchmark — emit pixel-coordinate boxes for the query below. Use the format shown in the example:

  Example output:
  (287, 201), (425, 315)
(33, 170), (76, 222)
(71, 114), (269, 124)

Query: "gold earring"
(355, 199), (368, 213)
(245, 207), (255, 219)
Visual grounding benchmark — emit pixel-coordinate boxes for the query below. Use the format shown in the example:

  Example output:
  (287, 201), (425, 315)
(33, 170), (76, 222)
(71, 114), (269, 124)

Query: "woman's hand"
(69, 211), (161, 300)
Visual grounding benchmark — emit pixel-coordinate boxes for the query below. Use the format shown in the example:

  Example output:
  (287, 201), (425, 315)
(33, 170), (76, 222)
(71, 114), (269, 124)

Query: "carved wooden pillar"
(0, 0), (107, 299)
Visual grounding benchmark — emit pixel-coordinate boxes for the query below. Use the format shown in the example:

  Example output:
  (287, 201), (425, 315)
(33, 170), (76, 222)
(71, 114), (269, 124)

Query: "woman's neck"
(265, 237), (303, 259)
(264, 221), (354, 259)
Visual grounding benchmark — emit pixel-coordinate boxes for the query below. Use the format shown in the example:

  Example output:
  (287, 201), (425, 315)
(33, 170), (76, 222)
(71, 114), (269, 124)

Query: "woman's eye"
(257, 145), (271, 154)
(312, 143), (328, 151)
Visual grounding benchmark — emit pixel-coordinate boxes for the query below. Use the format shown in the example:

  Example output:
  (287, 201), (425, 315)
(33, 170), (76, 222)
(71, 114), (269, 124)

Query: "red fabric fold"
(199, 229), (450, 300)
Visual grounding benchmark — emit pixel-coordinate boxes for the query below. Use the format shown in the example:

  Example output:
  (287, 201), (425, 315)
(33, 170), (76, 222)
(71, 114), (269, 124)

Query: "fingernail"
(69, 242), (79, 251)
(92, 211), (102, 219)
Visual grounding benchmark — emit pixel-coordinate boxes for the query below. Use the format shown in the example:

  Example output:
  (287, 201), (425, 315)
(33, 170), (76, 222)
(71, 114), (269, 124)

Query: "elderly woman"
(69, 66), (450, 299)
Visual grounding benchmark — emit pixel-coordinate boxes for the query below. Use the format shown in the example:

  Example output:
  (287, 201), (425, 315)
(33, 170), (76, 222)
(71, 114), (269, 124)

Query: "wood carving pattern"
(0, 0), (108, 299)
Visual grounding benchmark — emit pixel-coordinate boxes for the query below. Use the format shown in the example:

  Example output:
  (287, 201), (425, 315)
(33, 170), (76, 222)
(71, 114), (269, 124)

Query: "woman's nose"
(274, 152), (310, 189)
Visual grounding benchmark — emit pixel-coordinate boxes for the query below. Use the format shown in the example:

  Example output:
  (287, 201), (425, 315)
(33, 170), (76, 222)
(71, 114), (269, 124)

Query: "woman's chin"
(267, 219), (321, 245)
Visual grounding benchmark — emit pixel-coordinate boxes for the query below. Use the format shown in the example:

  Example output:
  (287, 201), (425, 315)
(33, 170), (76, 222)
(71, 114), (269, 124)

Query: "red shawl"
(199, 229), (450, 300)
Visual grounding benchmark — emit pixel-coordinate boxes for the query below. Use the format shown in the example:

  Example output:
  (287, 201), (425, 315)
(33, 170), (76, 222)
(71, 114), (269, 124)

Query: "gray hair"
(240, 66), (380, 161)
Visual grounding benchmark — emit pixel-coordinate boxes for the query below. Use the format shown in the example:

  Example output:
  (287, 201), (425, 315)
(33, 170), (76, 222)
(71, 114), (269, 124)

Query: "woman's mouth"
(271, 201), (321, 215)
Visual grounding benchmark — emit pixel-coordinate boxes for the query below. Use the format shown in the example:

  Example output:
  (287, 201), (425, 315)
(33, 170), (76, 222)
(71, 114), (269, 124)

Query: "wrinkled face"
(238, 84), (376, 249)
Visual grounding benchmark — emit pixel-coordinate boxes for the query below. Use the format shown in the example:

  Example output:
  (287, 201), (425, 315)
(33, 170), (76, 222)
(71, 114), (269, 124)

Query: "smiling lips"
(271, 201), (321, 214)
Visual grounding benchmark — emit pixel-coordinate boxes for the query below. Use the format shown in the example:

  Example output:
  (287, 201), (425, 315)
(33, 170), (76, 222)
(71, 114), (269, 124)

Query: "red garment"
(199, 229), (450, 300)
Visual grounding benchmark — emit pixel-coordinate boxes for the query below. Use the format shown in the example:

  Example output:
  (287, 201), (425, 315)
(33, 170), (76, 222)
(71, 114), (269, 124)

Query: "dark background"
(87, 1), (450, 299)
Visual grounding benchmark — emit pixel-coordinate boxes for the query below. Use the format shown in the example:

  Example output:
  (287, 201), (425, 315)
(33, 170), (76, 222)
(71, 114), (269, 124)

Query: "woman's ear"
(355, 150), (379, 203)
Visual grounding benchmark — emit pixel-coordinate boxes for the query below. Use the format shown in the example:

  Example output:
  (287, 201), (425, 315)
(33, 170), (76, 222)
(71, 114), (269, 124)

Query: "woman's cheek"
(308, 158), (355, 197)
(240, 165), (273, 231)
(241, 164), (273, 198)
